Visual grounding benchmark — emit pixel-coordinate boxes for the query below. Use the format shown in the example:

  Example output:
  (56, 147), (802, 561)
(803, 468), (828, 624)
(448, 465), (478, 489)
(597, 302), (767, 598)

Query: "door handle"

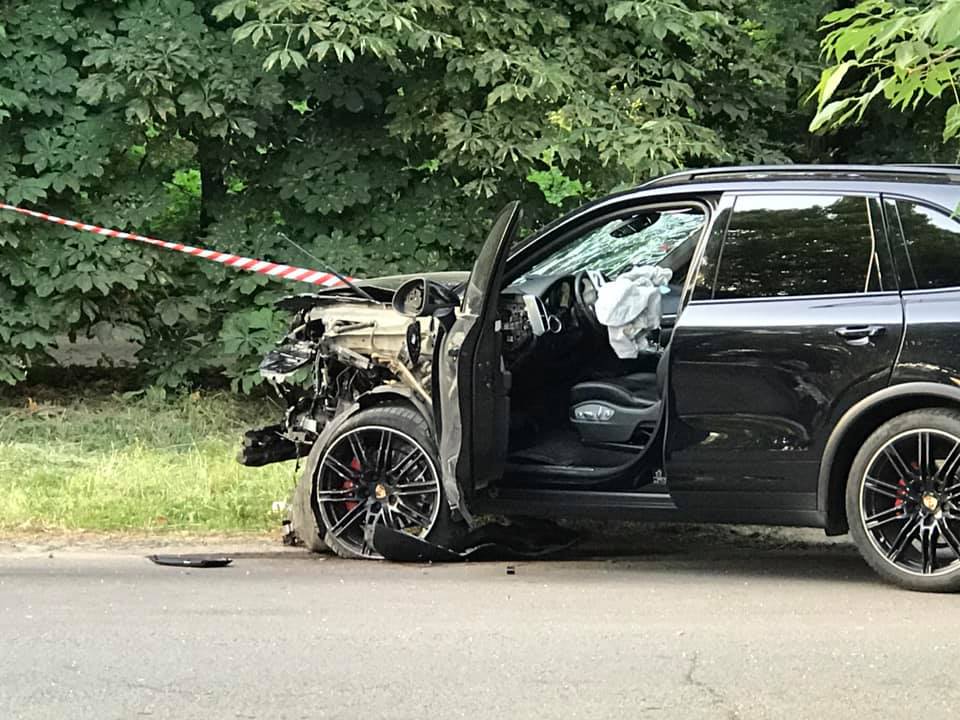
(835, 325), (886, 344)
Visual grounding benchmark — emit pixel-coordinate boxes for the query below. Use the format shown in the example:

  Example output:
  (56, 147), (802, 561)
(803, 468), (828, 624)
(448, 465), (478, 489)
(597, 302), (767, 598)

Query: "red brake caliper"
(342, 457), (362, 512)
(895, 477), (908, 514)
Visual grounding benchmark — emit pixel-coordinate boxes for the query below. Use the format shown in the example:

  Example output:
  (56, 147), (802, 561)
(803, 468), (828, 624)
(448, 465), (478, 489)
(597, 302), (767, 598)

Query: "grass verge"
(0, 388), (298, 533)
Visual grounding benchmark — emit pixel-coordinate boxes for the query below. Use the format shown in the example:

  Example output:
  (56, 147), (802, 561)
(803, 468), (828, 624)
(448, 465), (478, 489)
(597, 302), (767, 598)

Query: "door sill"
(474, 488), (679, 520)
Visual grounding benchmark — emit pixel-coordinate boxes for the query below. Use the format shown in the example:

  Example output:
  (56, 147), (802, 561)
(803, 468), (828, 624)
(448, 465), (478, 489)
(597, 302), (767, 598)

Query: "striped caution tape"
(0, 202), (350, 288)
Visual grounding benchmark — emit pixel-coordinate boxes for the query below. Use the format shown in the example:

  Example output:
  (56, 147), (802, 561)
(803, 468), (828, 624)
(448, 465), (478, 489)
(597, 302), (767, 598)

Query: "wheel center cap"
(922, 493), (940, 512)
(374, 483), (388, 500)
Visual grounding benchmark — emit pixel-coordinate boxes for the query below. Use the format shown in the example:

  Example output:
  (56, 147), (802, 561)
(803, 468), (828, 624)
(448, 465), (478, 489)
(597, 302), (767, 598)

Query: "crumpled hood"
(317, 270), (469, 295)
(277, 270), (470, 310)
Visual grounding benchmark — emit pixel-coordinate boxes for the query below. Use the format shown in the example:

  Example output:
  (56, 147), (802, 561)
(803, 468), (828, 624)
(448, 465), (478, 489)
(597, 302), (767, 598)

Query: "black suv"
(245, 164), (960, 592)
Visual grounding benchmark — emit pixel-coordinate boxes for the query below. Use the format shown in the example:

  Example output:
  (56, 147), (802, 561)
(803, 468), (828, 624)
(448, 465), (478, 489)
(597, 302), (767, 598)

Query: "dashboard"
(499, 274), (580, 360)
(498, 272), (683, 362)
(388, 269), (679, 367)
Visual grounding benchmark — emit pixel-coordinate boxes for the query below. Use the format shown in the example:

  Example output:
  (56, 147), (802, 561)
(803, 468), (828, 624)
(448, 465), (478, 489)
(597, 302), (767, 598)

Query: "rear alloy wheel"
(848, 409), (960, 592)
(312, 406), (451, 559)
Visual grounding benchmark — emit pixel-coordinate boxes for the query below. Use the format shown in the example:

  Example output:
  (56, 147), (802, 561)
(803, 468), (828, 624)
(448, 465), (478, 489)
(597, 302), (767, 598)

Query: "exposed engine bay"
(240, 282), (438, 466)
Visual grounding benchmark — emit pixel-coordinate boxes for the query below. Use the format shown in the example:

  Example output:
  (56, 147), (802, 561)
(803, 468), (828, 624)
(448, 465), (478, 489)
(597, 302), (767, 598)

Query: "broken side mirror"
(392, 277), (460, 317)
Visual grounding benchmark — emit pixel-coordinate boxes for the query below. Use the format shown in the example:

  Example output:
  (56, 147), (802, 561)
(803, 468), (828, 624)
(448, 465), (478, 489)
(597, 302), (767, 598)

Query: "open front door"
(437, 202), (522, 520)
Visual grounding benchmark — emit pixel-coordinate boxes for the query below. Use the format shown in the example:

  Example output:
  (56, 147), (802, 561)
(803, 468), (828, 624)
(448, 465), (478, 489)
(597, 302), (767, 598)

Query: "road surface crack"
(683, 651), (741, 719)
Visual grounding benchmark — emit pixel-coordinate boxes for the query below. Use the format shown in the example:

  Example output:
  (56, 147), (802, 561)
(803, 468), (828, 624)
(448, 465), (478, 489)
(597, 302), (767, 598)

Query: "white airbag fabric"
(594, 266), (672, 358)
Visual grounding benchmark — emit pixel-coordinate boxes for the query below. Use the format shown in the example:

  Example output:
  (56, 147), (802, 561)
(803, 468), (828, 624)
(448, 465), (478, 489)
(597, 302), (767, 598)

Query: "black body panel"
(893, 288), (960, 387)
(475, 489), (824, 527)
(666, 293), (903, 512)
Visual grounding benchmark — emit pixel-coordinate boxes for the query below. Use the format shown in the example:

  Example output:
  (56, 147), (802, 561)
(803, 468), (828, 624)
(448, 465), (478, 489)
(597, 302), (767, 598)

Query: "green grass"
(0, 388), (297, 532)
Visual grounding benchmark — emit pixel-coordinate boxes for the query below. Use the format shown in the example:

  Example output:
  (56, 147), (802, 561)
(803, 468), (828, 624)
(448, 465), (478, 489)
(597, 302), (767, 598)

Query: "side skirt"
(474, 488), (827, 527)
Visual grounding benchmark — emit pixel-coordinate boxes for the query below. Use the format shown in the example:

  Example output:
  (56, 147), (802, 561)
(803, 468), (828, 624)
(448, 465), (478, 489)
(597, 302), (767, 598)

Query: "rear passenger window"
(707, 194), (885, 300)
(887, 200), (960, 290)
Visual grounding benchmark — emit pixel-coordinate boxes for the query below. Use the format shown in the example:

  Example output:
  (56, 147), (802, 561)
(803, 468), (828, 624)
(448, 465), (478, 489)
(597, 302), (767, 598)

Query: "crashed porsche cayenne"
(240, 164), (960, 592)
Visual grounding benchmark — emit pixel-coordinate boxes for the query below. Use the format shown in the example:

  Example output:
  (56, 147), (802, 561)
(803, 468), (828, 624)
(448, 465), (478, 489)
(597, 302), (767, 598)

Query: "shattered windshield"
(518, 208), (705, 280)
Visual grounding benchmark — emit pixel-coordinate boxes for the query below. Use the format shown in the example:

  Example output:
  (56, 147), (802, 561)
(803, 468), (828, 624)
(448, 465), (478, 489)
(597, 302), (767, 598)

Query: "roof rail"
(883, 163), (960, 171)
(642, 164), (960, 188)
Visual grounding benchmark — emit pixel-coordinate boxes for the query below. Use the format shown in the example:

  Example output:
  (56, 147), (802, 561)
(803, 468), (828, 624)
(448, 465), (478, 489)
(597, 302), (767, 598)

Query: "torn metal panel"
(238, 273), (450, 482)
(372, 521), (579, 563)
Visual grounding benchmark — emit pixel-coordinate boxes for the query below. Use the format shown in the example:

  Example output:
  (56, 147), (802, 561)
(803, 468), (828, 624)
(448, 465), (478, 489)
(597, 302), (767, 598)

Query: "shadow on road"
(471, 521), (882, 586)
(224, 522), (877, 586)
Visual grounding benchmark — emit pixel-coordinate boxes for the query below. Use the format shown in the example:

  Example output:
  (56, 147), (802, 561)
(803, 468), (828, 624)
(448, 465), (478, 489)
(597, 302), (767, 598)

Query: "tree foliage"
(221, 0), (801, 193)
(811, 0), (960, 146)
(0, 0), (938, 390)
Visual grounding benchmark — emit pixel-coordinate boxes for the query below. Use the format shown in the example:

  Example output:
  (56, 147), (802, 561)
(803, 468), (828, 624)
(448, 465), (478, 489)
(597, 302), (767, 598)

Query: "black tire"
(305, 403), (463, 560)
(847, 408), (960, 592)
(288, 467), (328, 553)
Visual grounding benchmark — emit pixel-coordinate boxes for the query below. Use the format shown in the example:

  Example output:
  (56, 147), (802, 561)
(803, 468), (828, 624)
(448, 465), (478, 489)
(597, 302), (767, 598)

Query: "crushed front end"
(238, 282), (442, 468)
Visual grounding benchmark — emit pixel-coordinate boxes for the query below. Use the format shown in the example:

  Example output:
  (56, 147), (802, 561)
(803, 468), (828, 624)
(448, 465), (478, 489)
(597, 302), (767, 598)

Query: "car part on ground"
(372, 518), (580, 563)
(148, 555), (233, 568)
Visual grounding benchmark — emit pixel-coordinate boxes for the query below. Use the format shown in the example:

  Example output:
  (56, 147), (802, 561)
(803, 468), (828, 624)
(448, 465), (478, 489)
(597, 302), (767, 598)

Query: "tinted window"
(889, 200), (960, 290)
(710, 194), (882, 300)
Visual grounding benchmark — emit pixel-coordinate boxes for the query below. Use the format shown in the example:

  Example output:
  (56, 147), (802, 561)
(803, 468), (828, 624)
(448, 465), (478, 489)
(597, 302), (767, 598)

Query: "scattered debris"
(148, 554), (232, 568)
(281, 519), (301, 546)
(373, 519), (579, 563)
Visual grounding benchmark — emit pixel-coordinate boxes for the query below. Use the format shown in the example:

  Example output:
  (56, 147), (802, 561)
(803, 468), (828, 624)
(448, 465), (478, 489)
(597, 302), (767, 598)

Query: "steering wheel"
(573, 270), (604, 332)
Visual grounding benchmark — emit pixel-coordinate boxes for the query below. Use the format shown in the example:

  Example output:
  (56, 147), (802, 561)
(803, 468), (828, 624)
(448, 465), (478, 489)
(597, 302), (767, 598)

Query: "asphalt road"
(2, 528), (958, 720)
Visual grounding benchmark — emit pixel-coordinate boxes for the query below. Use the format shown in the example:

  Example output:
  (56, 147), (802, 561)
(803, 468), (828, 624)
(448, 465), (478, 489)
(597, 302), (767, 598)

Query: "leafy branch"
(810, 0), (960, 142)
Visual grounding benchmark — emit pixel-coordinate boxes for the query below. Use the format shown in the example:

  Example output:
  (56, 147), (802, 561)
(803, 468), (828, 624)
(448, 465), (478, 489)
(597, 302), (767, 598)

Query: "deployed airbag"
(594, 266), (672, 358)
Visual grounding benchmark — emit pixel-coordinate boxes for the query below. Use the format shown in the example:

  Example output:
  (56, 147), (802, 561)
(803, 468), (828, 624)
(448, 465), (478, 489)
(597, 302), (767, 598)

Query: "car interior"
(496, 204), (708, 491)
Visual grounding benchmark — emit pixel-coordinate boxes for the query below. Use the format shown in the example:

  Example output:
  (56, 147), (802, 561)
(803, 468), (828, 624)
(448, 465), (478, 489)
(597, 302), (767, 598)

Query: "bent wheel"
(312, 405), (450, 559)
(848, 409), (960, 592)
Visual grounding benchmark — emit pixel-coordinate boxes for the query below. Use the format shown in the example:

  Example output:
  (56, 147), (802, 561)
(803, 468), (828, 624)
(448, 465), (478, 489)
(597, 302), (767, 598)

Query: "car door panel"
(437, 202), (521, 517)
(665, 191), (903, 513)
(667, 294), (903, 510)
(884, 196), (960, 387)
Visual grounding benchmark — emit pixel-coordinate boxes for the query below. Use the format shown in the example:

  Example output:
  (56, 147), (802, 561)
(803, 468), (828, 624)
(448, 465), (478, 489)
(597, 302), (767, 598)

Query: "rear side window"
(886, 199), (960, 290)
(704, 194), (886, 300)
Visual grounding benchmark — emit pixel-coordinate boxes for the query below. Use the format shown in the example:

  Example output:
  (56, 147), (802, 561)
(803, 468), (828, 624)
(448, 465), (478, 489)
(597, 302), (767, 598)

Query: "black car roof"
(642, 164), (960, 189)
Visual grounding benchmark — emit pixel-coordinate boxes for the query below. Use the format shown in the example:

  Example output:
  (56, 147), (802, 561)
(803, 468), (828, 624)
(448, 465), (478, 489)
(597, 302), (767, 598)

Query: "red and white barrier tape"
(0, 202), (350, 288)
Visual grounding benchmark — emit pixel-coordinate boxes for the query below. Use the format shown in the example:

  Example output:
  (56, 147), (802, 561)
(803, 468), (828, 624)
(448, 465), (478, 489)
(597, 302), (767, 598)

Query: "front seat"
(569, 349), (668, 443)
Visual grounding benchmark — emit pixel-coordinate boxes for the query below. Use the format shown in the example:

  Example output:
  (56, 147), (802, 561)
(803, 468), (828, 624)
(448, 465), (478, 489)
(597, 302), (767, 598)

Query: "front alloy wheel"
(848, 409), (960, 591)
(312, 405), (452, 559)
